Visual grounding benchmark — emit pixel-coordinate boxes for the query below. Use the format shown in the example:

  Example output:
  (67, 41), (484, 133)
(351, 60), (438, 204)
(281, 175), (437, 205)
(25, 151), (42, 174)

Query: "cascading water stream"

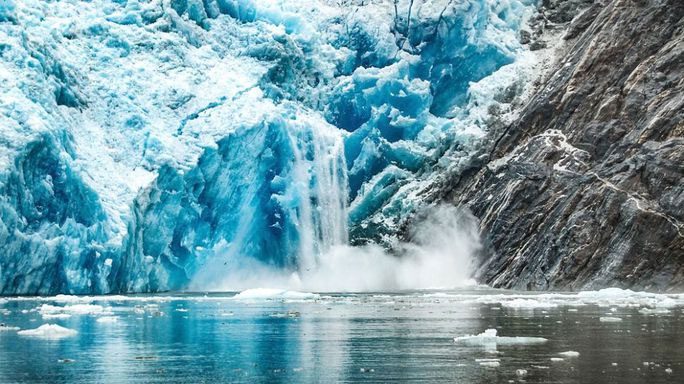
(289, 121), (350, 273)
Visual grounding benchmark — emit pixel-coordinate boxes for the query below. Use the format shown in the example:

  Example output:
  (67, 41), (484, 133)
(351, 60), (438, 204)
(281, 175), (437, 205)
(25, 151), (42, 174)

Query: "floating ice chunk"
(18, 324), (77, 339)
(515, 369), (528, 377)
(454, 329), (548, 350)
(550, 358), (564, 362)
(232, 288), (319, 301)
(577, 288), (636, 298)
(665, 368), (673, 374)
(0, 323), (20, 332)
(96, 316), (119, 323)
(479, 361), (500, 368)
(39, 304), (109, 316)
(42, 314), (72, 320)
(502, 299), (558, 309)
(599, 317), (623, 323)
(52, 295), (87, 303)
(639, 307), (670, 315)
(558, 351), (580, 357)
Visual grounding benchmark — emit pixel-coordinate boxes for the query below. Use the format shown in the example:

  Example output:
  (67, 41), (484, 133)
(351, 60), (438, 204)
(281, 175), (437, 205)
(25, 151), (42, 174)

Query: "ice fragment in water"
(18, 324), (77, 339)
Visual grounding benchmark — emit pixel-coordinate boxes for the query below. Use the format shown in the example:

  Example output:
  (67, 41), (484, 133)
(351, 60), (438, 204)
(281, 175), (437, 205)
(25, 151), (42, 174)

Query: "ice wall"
(0, 0), (539, 294)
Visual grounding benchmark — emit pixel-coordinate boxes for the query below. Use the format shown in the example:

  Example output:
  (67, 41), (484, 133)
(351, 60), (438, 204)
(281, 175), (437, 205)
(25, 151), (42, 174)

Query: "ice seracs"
(0, 0), (540, 294)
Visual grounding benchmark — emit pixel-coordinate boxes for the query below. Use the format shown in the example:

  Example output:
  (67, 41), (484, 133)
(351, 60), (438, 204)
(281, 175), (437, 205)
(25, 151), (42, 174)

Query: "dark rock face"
(446, 0), (684, 290)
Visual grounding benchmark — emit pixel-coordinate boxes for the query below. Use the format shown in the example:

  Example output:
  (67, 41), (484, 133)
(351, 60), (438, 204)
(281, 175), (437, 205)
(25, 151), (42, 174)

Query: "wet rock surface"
(444, 0), (684, 290)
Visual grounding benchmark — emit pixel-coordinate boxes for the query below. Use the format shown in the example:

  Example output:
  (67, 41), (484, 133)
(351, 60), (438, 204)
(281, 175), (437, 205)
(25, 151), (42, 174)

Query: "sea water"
(0, 288), (682, 383)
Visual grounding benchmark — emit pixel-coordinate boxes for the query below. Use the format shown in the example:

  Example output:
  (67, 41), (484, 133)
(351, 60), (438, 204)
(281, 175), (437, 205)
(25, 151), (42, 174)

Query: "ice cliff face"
(0, 0), (538, 294)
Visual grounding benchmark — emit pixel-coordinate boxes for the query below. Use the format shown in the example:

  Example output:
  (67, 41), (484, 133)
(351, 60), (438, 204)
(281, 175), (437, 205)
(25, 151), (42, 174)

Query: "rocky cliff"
(443, 0), (684, 290)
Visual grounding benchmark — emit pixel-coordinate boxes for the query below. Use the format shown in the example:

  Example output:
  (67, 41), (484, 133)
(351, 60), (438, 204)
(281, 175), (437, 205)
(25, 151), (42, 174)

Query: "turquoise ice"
(0, 0), (538, 294)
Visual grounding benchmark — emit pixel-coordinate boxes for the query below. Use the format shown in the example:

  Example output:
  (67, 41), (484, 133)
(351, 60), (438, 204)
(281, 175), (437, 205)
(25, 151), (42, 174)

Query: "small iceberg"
(599, 316), (623, 323)
(558, 351), (580, 357)
(477, 358), (500, 368)
(18, 324), (77, 339)
(454, 329), (548, 351)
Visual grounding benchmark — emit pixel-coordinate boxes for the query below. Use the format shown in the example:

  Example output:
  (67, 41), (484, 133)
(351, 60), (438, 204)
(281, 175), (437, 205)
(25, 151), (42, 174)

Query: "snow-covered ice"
(17, 324), (78, 339)
(0, 0), (541, 295)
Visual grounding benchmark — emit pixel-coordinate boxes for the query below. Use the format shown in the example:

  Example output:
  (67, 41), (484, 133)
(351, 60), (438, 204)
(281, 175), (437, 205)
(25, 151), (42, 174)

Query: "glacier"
(0, 0), (540, 294)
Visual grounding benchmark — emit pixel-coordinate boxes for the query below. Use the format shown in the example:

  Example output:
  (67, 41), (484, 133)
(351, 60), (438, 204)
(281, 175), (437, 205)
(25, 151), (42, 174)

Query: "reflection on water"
(0, 289), (682, 383)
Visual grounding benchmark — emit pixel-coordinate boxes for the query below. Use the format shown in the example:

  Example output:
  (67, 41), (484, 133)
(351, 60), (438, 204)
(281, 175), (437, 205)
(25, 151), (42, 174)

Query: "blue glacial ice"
(0, 0), (541, 294)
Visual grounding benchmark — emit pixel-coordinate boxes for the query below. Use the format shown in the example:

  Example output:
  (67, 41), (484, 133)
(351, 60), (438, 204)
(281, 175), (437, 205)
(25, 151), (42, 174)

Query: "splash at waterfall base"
(194, 205), (482, 292)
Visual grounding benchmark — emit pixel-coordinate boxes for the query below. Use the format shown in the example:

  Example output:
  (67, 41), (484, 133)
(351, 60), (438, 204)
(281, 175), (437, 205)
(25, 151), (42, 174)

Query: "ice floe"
(476, 358), (501, 367)
(501, 298), (558, 309)
(471, 288), (684, 311)
(18, 324), (77, 339)
(38, 304), (111, 316)
(599, 317), (623, 323)
(454, 329), (547, 351)
(558, 351), (580, 357)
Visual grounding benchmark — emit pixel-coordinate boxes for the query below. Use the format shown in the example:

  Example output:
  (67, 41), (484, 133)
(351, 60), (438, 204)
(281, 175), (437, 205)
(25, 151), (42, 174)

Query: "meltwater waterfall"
(290, 126), (350, 273)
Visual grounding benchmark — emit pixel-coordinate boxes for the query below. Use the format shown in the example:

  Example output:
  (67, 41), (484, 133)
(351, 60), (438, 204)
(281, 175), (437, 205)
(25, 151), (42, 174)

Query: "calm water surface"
(0, 288), (682, 383)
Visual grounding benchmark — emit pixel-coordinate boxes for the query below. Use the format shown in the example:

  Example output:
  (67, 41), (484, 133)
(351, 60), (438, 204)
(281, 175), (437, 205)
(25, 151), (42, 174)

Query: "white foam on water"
(18, 324), (77, 339)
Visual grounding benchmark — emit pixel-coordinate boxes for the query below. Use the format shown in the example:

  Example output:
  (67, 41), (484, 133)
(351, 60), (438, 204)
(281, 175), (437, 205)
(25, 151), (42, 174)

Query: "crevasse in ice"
(0, 0), (538, 294)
